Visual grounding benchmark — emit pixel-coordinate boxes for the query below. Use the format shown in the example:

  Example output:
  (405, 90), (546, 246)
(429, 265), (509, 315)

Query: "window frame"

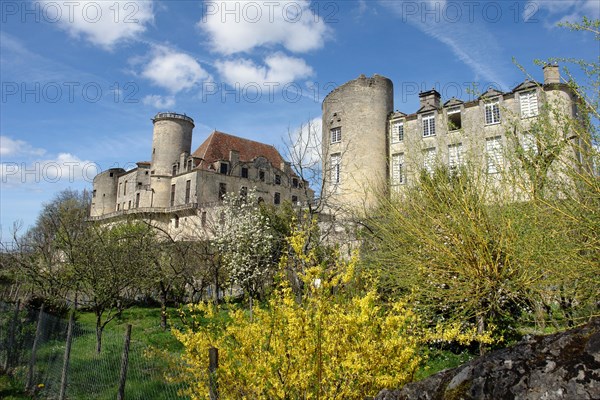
(519, 90), (539, 118)
(391, 153), (405, 185)
(330, 153), (341, 186)
(486, 136), (503, 174)
(447, 106), (462, 131)
(448, 142), (464, 170)
(330, 127), (342, 144)
(422, 112), (436, 137)
(391, 121), (404, 143)
(484, 99), (501, 125)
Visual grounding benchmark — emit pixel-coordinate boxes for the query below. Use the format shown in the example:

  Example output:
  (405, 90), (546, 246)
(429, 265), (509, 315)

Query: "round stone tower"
(90, 167), (125, 216)
(150, 112), (194, 207)
(322, 74), (393, 212)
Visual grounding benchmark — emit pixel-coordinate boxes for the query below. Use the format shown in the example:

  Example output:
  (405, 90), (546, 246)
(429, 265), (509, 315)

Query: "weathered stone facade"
(90, 113), (312, 239)
(322, 65), (584, 212)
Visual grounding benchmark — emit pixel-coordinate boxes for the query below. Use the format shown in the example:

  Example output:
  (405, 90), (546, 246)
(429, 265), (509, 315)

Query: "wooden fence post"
(208, 347), (218, 400)
(59, 310), (75, 400)
(26, 303), (44, 392)
(117, 324), (132, 400)
(3, 299), (21, 371)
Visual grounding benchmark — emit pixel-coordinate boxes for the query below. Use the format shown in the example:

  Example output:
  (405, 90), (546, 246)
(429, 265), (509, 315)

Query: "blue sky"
(1, 0), (598, 241)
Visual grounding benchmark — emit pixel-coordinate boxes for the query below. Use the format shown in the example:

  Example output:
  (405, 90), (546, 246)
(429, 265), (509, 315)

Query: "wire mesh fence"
(0, 302), (190, 400)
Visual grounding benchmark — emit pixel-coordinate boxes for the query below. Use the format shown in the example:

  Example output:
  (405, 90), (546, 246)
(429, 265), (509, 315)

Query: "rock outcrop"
(376, 317), (600, 400)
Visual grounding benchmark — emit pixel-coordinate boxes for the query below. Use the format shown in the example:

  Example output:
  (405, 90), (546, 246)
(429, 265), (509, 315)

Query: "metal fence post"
(117, 324), (132, 400)
(26, 303), (44, 392)
(3, 299), (20, 371)
(209, 347), (218, 400)
(59, 310), (75, 400)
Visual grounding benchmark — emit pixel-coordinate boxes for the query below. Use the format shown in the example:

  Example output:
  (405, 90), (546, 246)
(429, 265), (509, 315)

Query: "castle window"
(392, 122), (404, 143)
(135, 193), (140, 208)
(220, 162), (228, 175)
(259, 170), (265, 182)
(422, 113), (436, 137)
(219, 183), (227, 200)
(241, 167), (249, 178)
(522, 132), (538, 155)
(201, 211), (207, 227)
(520, 90), (538, 118)
(292, 178), (299, 188)
(109, 172), (114, 177)
(391, 153), (405, 185)
(187, 159), (193, 171)
(292, 195), (298, 204)
(185, 180), (191, 204)
(448, 143), (464, 169)
(128, 200), (131, 209)
(330, 127), (341, 144)
(486, 136), (503, 174)
(172, 164), (177, 176)
(423, 147), (436, 174)
(123, 181), (127, 195)
(170, 184), (176, 206)
(274, 192), (281, 205)
(485, 100), (501, 125)
(447, 107), (462, 130)
(275, 174), (281, 185)
(331, 153), (341, 185)
(117, 203), (120, 211)
(174, 215), (179, 229)
(93, 190), (97, 198)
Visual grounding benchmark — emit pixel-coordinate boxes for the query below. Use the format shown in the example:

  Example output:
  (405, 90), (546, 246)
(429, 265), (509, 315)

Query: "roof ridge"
(213, 130), (277, 149)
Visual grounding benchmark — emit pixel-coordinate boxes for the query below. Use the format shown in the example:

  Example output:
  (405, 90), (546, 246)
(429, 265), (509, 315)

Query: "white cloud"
(382, 0), (507, 88)
(1, 153), (98, 187)
(141, 46), (210, 93)
(216, 53), (313, 86)
(142, 94), (176, 109)
(524, 0), (600, 25)
(38, 1), (154, 50)
(198, 0), (330, 55)
(0, 136), (46, 157)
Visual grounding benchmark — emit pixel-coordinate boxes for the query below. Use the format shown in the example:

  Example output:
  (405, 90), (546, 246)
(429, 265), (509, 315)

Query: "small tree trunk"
(159, 282), (168, 330)
(95, 313), (103, 354)
(477, 315), (486, 356)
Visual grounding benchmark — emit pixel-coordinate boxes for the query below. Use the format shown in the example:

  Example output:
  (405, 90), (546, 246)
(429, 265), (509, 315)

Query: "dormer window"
(259, 170), (265, 182)
(220, 162), (228, 175)
(485, 99), (501, 125)
(172, 164), (178, 176)
(241, 167), (249, 178)
(447, 107), (462, 130)
(422, 113), (435, 137)
(275, 174), (281, 185)
(520, 90), (538, 118)
(292, 177), (299, 188)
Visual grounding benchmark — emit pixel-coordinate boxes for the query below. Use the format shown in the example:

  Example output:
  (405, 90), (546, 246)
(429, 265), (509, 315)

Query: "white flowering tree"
(214, 189), (277, 300)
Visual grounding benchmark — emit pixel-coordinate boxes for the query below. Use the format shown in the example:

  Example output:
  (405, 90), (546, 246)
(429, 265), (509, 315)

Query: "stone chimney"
(229, 150), (239, 174)
(419, 89), (441, 109)
(543, 64), (560, 84)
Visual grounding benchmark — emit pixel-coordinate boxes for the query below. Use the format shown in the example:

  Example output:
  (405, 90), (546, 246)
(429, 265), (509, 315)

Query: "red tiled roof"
(192, 131), (287, 171)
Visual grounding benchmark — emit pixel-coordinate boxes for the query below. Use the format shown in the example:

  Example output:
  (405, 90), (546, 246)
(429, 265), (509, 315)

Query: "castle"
(90, 64), (583, 233)
(89, 113), (312, 237)
(321, 64), (583, 211)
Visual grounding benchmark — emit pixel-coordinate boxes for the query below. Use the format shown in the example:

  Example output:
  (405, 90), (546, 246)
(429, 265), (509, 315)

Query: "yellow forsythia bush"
(173, 223), (423, 399)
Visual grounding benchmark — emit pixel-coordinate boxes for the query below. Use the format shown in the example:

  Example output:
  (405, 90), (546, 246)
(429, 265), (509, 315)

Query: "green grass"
(0, 374), (32, 400)
(27, 306), (188, 400)
(415, 348), (476, 381)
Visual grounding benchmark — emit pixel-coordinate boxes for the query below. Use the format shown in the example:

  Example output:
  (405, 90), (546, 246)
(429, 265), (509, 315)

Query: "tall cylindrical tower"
(150, 112), (194, 207)
(322, 74), (393, 212)
(90, 168), (124, 216)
